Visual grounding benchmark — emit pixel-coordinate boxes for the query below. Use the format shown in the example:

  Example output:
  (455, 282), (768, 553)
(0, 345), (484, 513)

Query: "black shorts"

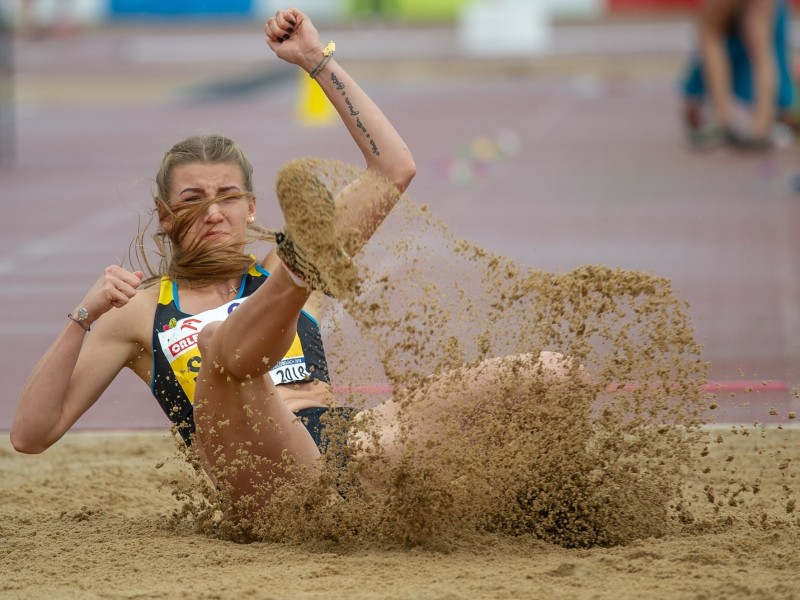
(294, 406), (360, 496)
(293, 406), (358, 454)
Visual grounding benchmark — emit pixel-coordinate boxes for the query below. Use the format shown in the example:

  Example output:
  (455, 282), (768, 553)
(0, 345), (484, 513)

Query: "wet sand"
(1, 427), (798, 599)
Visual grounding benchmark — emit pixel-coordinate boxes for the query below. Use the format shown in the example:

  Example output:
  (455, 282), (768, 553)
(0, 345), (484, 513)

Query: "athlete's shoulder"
(95, 283), (159, 344)
(133, 282), (161, 306)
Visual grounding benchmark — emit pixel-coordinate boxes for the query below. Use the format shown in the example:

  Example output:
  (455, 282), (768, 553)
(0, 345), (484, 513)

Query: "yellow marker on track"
(296, 70), (336, 126)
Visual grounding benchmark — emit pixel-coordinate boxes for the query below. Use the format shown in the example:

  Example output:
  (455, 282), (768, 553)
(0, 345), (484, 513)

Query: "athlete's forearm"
(310, 58), (415, 190)
(11, 324), (87, 453)
(264, 10), (416, 249)
(310, 59), (416, 251)
(11, 266), (140, 452)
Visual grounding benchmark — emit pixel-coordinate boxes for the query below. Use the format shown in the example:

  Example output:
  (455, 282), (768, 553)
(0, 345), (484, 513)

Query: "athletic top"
(150, 262), (330, 444)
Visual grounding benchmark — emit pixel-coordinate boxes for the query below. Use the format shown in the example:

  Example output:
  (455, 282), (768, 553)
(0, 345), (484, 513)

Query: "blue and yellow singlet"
(150, 262), (329, 444)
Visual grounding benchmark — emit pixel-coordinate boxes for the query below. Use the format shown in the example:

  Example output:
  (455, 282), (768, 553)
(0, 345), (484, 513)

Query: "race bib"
(156, 297), (309, 403)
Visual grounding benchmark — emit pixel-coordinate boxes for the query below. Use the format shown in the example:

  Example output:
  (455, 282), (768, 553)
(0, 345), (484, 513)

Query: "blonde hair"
(133, 134), (275, 287)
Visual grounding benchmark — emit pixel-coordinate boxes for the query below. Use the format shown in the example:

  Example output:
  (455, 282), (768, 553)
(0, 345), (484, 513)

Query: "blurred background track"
(1, 5), (798, 430)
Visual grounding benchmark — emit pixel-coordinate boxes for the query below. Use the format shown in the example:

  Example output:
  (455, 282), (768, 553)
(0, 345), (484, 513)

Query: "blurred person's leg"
(740, 0), (777, 142)
(727, 33), (754, 104)
(681, 54), (706, 102)
(680, 55), (705, 132)
(681, 37), (748, 124)
(681, 59), (719, 150)
(698, 0), (738, 132)
(773, 0), (794, 126)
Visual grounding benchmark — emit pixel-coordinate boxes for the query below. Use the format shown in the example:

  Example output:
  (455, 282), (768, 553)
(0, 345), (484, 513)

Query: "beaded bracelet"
(67, 313), (91, 332)
(309, 41), (335, 79)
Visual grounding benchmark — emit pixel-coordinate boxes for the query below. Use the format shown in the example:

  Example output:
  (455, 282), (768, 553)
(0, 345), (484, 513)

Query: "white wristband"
(281, 262), (308, 289)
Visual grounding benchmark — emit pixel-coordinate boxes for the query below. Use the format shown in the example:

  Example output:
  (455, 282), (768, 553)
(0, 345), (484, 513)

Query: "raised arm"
(265, 8), (416, 253)
(10, 266), (145, 453)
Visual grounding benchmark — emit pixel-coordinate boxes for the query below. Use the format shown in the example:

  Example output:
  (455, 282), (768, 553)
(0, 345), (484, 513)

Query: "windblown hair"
(132, 134), (276, 288)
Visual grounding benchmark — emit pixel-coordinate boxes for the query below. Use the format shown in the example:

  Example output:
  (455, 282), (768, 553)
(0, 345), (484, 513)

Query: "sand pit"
(1, 427), (798, 599)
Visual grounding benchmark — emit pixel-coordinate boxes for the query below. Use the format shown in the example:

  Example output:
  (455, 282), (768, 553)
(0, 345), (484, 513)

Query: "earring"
(247, 215), (255, 224)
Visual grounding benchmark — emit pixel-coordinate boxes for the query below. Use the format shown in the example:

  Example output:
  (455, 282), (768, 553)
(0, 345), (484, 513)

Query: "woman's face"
(167, 162), (255, 251)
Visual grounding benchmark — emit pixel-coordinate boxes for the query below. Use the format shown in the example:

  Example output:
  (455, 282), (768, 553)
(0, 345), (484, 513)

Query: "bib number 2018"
(275, 364), (308, 384)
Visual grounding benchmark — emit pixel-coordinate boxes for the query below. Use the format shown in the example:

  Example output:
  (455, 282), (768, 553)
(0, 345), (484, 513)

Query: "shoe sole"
(275, 159), (360, 298)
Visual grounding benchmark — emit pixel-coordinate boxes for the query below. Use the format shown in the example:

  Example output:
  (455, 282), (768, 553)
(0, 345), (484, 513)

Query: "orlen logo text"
(169, 333), (199, 357)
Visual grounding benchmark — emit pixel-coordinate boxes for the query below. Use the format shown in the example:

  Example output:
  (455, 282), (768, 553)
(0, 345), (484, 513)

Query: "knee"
(196, 321), (271, 381)
(520, 351), (563, 367)
(537, 350), (569, 375)
(485, 352), (585, 382)
(462, 352), (574, 386)
(197, 321), (221, 362)
(536, 351), (591, 384)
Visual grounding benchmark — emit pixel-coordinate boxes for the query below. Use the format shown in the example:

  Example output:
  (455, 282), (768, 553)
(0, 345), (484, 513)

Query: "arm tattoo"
(344, 97), (359, 116)
(330, 72), (381, 156)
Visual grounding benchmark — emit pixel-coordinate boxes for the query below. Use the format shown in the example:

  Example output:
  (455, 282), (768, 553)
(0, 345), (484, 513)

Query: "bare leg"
(740, 0), (777, 139)
(192, 266), (322, 506)
(353, 351), (589, 491)
(698, 0), (738, 130)
(191, 157), (363, 507)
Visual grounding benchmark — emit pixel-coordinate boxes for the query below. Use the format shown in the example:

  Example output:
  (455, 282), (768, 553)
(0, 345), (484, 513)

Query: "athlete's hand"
(264, 8), (324, 72)
(76, 266), (144, 325)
